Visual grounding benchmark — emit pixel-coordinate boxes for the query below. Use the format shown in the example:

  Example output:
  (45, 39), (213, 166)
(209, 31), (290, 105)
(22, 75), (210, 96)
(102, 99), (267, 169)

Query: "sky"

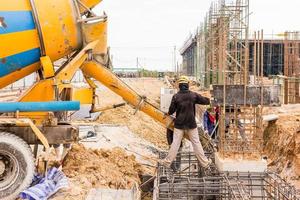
(95, 0), (300, 71)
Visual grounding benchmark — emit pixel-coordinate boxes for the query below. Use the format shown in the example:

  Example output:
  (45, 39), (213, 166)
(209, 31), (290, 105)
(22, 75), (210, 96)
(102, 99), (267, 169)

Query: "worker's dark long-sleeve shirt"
(168, 90), (210, 129)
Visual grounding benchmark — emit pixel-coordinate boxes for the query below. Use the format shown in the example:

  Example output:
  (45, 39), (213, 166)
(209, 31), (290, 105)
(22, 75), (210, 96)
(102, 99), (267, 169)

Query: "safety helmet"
(178, 76), (189, 84)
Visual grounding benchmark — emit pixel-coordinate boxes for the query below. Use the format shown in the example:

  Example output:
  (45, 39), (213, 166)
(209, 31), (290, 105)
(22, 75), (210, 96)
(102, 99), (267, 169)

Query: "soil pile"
(51, 144), (144, 199)
(63, 144), (143, 189)
(124, 78), (164, 107)
(263, 114), (300, 189)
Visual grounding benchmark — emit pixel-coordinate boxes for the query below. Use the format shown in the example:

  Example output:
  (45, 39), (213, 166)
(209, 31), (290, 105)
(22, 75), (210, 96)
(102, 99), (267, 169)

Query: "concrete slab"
(78, 124), (161, 166)
(214, 152), (267, 173)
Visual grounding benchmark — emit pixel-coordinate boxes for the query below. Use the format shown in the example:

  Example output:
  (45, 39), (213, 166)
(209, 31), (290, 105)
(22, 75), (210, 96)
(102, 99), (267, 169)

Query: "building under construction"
(180, 0), (300, 104)
(181, 34), (300, 83)
(169, 0), (300, 199)
(0, 0), (299, 199)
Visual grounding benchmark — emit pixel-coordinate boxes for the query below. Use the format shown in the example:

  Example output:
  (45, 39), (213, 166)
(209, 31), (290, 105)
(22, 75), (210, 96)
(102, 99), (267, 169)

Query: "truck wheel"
(0, 132), (35, 200)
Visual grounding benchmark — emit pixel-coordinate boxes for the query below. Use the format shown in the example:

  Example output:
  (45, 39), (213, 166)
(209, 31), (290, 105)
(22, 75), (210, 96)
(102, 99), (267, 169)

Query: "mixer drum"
(0, 0), (82, 85)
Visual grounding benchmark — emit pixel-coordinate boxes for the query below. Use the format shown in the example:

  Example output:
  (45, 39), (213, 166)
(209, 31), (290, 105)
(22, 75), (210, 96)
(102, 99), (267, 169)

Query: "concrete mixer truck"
(0, 1), (174, 199)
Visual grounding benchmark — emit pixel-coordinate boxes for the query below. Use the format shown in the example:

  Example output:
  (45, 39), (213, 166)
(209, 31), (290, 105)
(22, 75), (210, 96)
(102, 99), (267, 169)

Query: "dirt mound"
(51, 144), (144, 199)
(263, 115), (300, 189)
(63, 143), (143, 189)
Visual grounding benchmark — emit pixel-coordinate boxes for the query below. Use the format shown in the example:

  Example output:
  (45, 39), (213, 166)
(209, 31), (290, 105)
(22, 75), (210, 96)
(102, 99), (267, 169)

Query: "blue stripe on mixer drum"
(0, 11), (36, 34)
(0, 48), (41, 77)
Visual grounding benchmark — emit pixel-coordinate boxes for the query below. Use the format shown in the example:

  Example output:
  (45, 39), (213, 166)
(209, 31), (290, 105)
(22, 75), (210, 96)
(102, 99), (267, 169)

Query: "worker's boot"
(158, 159), (175, 182)
(170, 155), (181, 172)
(170, 162), (177, 172)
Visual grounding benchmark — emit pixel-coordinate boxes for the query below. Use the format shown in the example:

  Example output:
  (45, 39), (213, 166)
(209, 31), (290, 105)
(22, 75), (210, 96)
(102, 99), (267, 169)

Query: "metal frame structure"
(218, 106), (263, 158)
(180, 0), (250, 87)
(204, 0), (250, 86)
(154, 152), (299, 200)
(284, 32), (300, 77)
(175, 2), (299, 199)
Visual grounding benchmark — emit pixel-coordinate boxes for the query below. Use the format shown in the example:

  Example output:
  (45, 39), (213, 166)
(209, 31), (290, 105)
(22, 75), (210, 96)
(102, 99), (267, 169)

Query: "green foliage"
(140, 69), (159, 77)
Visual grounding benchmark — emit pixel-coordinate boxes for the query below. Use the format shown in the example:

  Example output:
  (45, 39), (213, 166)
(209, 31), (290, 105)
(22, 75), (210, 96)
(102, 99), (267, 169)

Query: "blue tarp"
(20, 168), (69, 200)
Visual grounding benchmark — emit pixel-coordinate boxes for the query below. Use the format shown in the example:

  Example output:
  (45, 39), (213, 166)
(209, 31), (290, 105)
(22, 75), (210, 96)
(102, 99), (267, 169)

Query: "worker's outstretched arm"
(195, 93), (210, 105)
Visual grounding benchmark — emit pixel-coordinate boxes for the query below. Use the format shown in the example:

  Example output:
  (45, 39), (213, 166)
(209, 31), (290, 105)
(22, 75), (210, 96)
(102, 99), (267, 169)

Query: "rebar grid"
(264, 172), (299, 200)
(155, 152), (299, 200)
(218, 106), (263, 158)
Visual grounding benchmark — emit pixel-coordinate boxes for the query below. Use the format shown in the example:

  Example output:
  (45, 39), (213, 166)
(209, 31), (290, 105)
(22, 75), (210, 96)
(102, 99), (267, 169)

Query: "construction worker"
(225, 107), (247, 141)
(203, 106), (217, 139)
(160, 76), (211, 168)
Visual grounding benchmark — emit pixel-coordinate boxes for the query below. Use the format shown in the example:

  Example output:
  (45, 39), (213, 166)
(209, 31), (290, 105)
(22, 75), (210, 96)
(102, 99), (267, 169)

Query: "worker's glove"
(204, 130), (209, 135)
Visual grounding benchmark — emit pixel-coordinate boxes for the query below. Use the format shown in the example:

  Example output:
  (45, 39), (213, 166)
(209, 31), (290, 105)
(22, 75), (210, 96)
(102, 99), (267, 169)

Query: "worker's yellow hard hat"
(178, 76), (189, 84)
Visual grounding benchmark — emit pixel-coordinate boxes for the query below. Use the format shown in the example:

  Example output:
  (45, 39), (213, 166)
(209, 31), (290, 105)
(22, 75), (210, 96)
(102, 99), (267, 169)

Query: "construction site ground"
(51, 78), (169, 200)
(4, 78), (299, 199)
(263, 105), (300, 189)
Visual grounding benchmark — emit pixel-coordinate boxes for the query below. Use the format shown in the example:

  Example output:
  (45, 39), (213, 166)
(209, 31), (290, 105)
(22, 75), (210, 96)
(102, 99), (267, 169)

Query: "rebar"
(154, 152), (299, 200)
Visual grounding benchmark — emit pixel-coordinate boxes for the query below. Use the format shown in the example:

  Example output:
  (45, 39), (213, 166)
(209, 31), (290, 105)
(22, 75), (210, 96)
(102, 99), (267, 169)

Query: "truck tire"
(0, 132), (35, 200)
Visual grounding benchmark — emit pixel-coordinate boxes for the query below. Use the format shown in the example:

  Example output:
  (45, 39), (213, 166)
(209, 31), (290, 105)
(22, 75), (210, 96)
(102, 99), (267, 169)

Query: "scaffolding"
(181, 6), (300, 96)
(202, 0), (250, 86)
(284, 32), (300, 77)
(172, 1), (298, 199)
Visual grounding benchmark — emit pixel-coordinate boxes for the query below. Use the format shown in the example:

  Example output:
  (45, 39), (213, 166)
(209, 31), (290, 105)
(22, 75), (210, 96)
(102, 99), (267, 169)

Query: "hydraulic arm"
(81, 61), (175, 129)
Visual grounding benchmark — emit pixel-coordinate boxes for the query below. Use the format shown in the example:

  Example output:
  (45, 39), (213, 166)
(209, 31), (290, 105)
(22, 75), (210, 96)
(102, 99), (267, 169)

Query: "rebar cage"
(154, 152), (299, 200)
(218, 106), (263, 159)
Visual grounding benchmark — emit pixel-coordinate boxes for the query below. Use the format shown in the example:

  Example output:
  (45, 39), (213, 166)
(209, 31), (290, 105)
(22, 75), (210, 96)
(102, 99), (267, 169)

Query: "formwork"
(154, 152), (299, 200)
